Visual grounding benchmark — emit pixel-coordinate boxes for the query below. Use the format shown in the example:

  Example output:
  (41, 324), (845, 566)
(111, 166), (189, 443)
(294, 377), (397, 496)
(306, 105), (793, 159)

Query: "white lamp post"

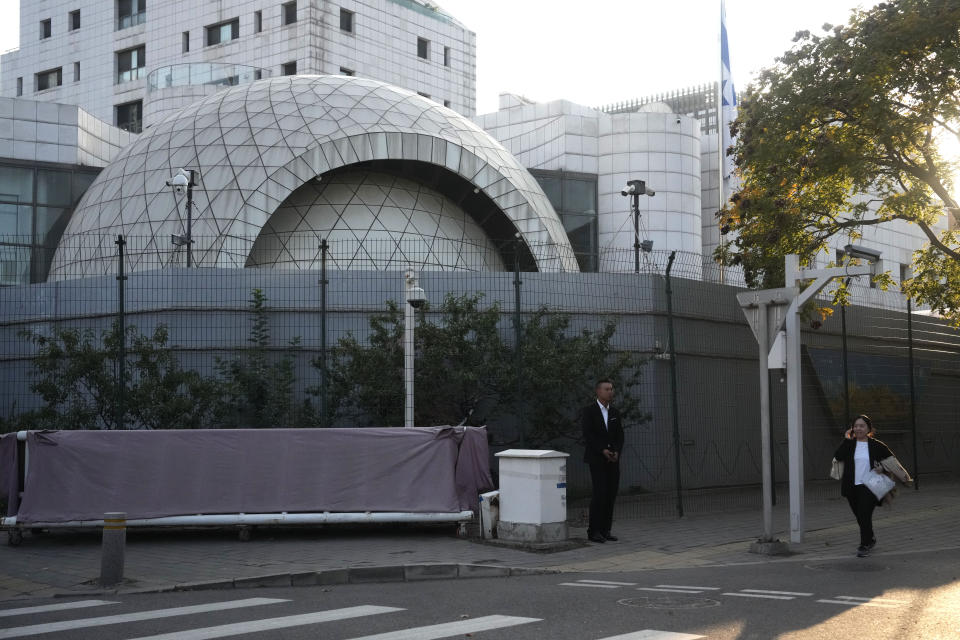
(404, 270), (426, 428)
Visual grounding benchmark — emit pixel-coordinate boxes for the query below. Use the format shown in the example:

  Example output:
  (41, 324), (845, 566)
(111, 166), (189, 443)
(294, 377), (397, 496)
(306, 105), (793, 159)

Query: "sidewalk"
(1, 481), (957, 601)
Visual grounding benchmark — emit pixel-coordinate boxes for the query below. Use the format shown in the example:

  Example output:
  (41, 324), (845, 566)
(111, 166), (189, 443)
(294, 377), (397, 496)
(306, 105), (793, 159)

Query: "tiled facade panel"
(1, 0), (477, 131)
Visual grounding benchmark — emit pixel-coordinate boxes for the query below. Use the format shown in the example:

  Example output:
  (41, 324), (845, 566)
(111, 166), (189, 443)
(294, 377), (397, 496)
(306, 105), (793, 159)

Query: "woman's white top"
(853, 441), (871, 485)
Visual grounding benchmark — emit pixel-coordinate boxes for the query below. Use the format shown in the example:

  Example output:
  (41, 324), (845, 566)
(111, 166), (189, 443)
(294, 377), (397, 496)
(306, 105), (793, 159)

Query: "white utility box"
(494, 449), (569, 543)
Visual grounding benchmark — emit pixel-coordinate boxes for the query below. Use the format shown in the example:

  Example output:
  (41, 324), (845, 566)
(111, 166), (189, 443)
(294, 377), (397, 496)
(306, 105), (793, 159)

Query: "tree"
(18, 323), (217, 430)
(212, 288), (305, 428)
(716, 0), (960, 318)
(323, 295), (650, 447)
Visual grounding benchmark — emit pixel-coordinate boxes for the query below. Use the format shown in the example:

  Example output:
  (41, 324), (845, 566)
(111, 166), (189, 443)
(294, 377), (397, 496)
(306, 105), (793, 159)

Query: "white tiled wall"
(0, 96), (131, 166)
(1, 0), (477, 130)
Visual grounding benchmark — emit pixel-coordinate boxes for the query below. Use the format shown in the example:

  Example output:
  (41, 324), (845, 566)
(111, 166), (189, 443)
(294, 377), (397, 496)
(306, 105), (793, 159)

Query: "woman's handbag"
(829, 458), (843, 480)
(863, 469), (896, 500)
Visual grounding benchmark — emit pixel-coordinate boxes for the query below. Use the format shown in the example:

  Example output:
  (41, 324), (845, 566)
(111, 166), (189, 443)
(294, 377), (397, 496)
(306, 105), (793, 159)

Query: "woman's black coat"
(833, 437), (894, 502)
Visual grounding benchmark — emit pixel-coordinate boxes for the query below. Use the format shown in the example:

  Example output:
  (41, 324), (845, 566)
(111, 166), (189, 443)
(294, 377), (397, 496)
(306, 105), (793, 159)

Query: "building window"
(182, 31), (189, 52)
(16, 78), (23, 96)
(417, 91), (430, 99)
(36, 67), (63, 92)
(340, 8), (353, 32)
(74, 62), (80, 82)
(443, 46), (450, 67)
(116, 46), (145, 84)
(443, 99), (451, 108)
(254, 10), (262, 33)
(206, 18), (239, 46)
(530, 169), (599, 272)
(115, 100), (142, 133)
(282, 1), (297, 25)
(40, 19), (52, 40)
(339, 67), (354, 76)
(417, 37), (429, 60)
(282, 61), (297, 76)
(69, 10), (81, 31)
(117, 0), (146, 30)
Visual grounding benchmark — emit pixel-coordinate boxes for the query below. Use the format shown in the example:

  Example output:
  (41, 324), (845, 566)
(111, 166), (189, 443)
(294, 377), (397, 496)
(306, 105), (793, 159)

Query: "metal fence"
(1, 234), (958, 522)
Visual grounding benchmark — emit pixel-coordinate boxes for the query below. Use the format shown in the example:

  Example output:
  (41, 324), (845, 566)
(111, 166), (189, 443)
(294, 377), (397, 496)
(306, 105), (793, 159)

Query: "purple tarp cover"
(0, 433), (18, 517)
(11, 427), (493, 524)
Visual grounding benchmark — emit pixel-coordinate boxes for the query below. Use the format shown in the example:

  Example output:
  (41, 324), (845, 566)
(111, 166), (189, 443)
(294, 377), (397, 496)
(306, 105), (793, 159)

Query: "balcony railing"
(147, 63), (270, 92)
(117, 11), (146, 30)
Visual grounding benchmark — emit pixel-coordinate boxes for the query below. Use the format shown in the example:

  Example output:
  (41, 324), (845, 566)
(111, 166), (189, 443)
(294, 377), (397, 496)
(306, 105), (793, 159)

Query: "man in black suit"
(581, 378), (624, 543)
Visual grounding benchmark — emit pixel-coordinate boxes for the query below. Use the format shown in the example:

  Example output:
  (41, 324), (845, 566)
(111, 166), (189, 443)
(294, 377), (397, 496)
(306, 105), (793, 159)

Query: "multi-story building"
(0, 0), (477, 133)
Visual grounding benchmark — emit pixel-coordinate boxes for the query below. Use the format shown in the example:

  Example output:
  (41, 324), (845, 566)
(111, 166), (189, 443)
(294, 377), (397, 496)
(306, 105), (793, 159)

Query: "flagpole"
(718, 0), (726, 283)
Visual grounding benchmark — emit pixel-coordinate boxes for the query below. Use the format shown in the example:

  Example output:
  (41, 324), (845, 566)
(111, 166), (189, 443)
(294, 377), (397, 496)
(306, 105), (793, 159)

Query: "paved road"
(2, 547), (958, 639)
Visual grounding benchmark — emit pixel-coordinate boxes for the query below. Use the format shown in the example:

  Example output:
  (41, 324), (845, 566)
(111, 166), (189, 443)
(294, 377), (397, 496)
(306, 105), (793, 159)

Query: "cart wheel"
(7, 529), (23, 547)
(238, 526), (252, 542)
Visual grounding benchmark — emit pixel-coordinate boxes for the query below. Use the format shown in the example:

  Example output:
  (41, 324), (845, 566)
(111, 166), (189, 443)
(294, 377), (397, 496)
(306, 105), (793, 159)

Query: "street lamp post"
(167, 168), (197, 267)
(403, 270), (427, 428)
(621, 179), (656, 272)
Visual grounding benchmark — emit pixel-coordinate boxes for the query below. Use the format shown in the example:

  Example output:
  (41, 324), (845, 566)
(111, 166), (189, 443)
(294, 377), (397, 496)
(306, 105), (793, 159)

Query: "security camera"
(166, 171), (189, 195)
(844, 244), (882, 263)
(406, 286), (427, 309)
(621, 179), (654, 197)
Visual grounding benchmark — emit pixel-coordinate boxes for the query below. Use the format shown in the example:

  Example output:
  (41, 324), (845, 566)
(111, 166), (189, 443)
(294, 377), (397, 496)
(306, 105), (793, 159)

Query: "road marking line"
(0, 598), (287, 639)
(722, 592), (794, 600)
(636, 588), (703, 594)
(741, 589), (813, 597)
(0, 601), (118, 618)
(343, 614), (541, 639)
(125, 605), (404, 640)
(833, 595), (909, 604)
(560, 583), (620, 589)
(596, 630), (706, 639)
(578, 580), (638, 586)
(817, 599), (901, 608)
(655, 585), (720, 591)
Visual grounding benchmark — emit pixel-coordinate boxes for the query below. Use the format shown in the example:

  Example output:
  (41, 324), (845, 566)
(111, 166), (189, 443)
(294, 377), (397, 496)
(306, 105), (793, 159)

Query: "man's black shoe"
(588, 533), (607, 543)
(602, 532), (619, 542)
(856, 545), (870, 557)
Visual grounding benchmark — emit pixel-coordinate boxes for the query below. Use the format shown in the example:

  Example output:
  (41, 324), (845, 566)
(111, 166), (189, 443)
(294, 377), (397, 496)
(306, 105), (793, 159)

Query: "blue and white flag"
(720, 0), (737, 180)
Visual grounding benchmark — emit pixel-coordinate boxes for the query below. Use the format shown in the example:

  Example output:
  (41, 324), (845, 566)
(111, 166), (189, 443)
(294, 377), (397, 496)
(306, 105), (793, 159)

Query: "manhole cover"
(805, 561), (889, 572)
(618, 596), (721, 610)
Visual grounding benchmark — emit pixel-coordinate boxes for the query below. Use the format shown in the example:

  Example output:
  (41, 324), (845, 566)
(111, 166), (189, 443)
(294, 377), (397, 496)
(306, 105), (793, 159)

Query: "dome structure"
(51, 76), (577, 279)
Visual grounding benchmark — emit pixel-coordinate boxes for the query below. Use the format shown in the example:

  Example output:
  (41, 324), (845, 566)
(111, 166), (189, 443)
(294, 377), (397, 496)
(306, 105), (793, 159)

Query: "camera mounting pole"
(621, 179), (654, 273)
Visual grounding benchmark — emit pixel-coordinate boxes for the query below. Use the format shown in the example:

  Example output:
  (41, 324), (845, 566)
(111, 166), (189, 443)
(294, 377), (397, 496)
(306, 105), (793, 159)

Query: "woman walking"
(833, 414), (911, 557)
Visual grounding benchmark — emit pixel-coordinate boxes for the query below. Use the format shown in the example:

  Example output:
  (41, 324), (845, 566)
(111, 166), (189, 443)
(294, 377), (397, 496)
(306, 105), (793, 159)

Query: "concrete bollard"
(100, 512), (126, 586)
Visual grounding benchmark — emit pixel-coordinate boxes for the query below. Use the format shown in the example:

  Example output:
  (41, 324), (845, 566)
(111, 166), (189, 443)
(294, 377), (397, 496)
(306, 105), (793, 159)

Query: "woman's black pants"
(846, 484), (878, 547)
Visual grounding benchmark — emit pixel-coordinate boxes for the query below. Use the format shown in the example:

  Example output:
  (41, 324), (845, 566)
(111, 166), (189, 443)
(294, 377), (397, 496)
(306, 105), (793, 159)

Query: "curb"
(52, 564), (563, 597)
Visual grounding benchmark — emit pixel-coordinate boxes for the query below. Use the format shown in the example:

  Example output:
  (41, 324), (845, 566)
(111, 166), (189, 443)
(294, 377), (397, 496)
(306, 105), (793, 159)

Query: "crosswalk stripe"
(124, 605), (404, 640)
(596, 630), (705, 639)
(0, 598), (287, 639)
(816, 599), (900, 608)
(722, 592), (794, 600)
(636, 588), (703, 594)
(832, 595), (908, 604)
(655, 585), (720, 591)
(560, 583), (620, 589)
(0, 601), (118, 618)
(343, 614), (541, 639)
(742, 589), (812, 597)
(578, 580), (638, 586)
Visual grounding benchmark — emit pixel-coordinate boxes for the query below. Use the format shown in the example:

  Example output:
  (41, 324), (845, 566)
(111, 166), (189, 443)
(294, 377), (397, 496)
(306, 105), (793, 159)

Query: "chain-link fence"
(1, 234), (958, 521)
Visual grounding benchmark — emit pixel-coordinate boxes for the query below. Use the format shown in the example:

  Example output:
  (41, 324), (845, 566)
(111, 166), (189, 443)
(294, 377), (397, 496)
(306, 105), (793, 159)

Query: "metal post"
(404, 270), (416, 428)
(513, 244), (525, 447)
(785, 294), (805, 543)
(115, 235), (127, 431)
(185, 170), (195, 268)
(757, 301), (773, 540)
(665, 252), (683, 517)
(100, 512), (126, 586)
(632, 195), (641, 273)
(907, 297), (919, 489)
(840, 278), (851, 426)
(319, 239), (328, 428)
